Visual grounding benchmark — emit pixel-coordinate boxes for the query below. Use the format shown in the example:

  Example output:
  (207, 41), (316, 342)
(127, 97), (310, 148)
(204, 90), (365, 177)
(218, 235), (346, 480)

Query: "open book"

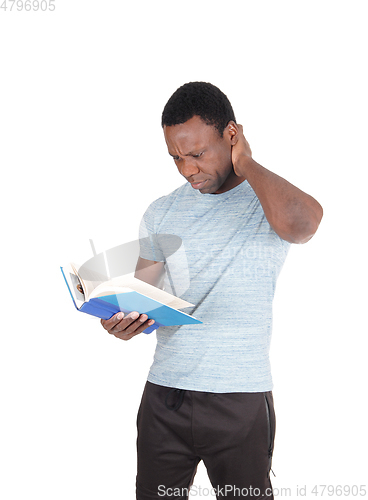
(61, 262), (202, 334)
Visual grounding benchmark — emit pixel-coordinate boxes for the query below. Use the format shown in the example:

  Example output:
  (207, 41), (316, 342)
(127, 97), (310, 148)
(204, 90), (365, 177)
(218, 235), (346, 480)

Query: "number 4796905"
(0, 0), (56, 11)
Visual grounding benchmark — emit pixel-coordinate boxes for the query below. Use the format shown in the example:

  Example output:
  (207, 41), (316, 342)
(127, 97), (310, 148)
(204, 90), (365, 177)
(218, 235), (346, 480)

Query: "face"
(163, 115), (245, 194)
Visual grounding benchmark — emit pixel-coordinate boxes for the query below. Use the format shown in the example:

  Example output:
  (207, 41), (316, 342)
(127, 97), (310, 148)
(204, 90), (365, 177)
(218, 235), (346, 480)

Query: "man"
(101, 82), (323, 499)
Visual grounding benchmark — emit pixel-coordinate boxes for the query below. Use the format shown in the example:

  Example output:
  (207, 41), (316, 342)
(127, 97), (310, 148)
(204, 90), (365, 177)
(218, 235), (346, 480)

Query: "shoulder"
(143, 183), (192, 216)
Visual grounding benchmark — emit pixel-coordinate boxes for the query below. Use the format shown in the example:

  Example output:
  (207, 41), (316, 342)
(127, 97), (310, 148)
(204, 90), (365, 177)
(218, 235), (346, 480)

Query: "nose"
(178, 158), (200, 179)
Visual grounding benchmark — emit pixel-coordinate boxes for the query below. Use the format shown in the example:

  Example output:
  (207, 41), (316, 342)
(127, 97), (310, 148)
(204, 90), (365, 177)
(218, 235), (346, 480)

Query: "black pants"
(136, 381), (275, 499)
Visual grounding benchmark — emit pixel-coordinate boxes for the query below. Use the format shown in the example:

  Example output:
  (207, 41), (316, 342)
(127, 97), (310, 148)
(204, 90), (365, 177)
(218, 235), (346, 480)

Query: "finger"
(108, 311), (142, 333)
(113, 313), (152, 335)
(101, 312), (125, 330)
(102, 311), (139, 334)
(108, 312), (154, 335)
(112, 317), (156, 341)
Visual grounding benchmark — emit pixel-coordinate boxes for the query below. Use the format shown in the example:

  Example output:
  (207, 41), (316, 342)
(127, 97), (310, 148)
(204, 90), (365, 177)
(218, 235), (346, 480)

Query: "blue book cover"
(61, 266), (202, 334)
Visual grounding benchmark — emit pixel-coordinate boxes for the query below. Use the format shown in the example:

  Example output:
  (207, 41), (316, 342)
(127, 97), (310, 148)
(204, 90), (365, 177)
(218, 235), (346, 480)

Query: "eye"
(192, 152), (203, 158)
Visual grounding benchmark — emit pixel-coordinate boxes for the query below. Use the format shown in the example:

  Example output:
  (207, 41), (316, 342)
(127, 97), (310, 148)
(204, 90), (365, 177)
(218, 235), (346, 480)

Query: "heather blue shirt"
(139, 180), (290, 393)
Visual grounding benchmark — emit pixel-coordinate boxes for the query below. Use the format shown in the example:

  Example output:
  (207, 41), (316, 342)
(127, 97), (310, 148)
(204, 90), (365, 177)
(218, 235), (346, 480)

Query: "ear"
(224, 121), (239, 145)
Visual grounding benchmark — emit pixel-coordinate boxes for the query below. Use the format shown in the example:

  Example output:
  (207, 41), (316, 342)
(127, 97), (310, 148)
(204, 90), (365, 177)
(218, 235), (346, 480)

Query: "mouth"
(190, 180), (207, 190)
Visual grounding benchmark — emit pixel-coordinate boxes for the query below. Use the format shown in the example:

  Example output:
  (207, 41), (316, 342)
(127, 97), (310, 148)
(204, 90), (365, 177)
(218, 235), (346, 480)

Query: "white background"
(1, 1), (367, 498)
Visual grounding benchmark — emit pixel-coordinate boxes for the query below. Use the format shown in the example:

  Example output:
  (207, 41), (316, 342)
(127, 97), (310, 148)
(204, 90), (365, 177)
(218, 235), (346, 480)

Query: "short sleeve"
(138, 200), (165, 262)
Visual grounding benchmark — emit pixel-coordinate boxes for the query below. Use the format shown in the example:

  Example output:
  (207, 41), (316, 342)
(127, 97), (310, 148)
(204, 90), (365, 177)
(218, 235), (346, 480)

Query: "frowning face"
(163, 115), (245, 194)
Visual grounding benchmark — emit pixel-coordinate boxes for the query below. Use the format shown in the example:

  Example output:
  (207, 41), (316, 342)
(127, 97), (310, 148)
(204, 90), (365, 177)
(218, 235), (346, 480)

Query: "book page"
(70, 262), (107, 300)
(62, 263), (85, 309)
(91, 274), (193, 310)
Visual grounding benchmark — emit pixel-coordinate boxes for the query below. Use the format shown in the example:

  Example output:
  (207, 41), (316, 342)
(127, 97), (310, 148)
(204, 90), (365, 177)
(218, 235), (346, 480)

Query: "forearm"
(235, 155), (323, 243)
(135, 257), (165, 287)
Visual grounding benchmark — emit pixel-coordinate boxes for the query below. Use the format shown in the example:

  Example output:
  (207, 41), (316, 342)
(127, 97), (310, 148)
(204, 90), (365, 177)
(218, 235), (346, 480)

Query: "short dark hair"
(161, 82), (236, 137)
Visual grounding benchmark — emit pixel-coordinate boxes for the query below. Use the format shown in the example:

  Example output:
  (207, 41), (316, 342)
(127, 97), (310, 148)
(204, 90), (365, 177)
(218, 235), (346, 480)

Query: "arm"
(100, 258), (165, 340)
(231, 125), (323, 244)
(134, 257), (165, 287)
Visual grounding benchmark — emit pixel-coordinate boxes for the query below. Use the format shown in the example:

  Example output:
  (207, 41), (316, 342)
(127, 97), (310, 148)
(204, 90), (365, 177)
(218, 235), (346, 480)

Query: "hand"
(101, 311), (155, 341)
(231, 124), (252, 177)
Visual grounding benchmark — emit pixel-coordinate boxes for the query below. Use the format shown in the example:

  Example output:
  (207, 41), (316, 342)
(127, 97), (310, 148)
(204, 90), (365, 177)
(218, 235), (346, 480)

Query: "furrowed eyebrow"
(169, 150), (203, 157)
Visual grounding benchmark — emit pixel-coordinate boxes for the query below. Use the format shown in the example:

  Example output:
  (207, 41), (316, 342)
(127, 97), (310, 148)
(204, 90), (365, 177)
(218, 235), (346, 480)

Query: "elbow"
(284, 203), (324, 244)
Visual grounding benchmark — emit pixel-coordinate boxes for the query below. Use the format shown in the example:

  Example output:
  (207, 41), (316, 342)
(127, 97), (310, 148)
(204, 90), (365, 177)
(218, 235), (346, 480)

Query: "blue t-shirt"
(139, 180), (290, 393)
